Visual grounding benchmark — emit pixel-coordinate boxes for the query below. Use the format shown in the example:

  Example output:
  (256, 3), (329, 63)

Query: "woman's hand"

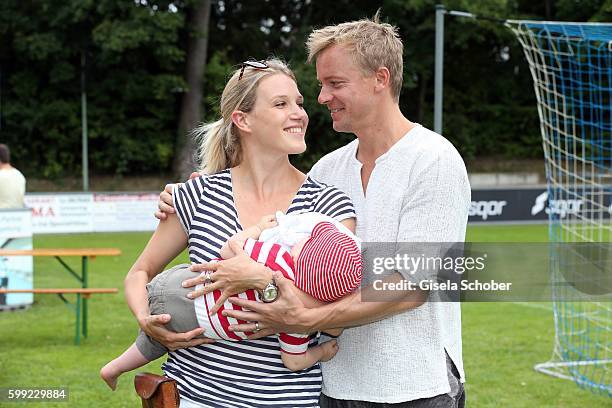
(183, 240), (273, 315)
(139, 314), (215, 351)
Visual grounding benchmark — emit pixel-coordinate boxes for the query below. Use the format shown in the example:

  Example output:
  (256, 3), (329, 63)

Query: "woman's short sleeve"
(172, 177), (205, 235)
(313, 185), (356, 222)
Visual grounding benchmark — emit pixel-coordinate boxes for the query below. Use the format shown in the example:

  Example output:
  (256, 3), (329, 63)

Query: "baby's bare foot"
(319, 339), (339, 362)
(100, 363), (119, 391)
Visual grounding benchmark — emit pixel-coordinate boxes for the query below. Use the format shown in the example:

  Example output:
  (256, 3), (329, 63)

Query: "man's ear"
(231, 110), (250, 133)
(374, 67), (391, 94)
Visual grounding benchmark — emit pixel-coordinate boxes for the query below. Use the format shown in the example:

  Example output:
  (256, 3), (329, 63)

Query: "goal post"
(505, 20), (612, 396)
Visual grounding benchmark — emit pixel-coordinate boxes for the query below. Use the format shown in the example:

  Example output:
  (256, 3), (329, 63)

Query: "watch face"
(262, 284), (278, 302)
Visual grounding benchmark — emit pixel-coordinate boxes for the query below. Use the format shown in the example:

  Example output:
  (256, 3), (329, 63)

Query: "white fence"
(24, 192), (159, 234)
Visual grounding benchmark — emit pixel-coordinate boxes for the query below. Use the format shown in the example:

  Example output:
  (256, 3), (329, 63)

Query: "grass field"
(0, 224), (610, 407)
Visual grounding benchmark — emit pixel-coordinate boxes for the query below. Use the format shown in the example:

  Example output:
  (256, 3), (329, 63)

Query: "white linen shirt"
(309, 124), (471, 403)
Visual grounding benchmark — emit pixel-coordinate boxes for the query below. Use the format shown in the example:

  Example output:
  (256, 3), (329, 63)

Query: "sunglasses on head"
(238, 60), (269, 80)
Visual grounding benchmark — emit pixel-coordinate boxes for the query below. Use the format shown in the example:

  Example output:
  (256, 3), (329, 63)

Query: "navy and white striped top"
(164, 169), (355, 408)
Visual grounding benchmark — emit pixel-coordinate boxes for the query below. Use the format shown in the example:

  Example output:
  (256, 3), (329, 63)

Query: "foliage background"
(1, 0), (611, 180)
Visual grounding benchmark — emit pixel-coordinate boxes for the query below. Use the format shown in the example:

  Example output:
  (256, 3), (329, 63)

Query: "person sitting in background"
(0, 144), (26, 209)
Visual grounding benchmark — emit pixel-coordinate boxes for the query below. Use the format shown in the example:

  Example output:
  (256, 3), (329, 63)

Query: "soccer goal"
(506, 20), (612, 396)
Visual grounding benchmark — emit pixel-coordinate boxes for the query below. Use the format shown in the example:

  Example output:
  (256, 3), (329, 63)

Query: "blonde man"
(158, 13), (469, 408)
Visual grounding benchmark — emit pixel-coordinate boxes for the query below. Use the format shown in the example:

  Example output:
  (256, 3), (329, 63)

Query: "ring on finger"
(254, 322), (260, 332)
(203, 271), (212, 285)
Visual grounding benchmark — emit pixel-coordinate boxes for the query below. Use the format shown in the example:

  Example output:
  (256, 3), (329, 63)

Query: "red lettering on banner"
(31, 207), (55, 217)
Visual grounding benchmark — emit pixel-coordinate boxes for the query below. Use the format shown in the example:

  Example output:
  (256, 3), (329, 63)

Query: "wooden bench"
(0, 248), (121, 344)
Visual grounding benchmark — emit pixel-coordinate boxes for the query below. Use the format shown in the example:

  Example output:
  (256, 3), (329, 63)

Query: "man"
(0, 144), (26, 208)
(157, 14), (470, 407)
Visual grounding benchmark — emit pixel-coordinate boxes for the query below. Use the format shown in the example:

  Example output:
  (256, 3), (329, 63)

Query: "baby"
(101, 212), (362, 390)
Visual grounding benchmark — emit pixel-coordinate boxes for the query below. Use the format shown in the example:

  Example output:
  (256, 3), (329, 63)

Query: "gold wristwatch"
(259, 279), (278, 303)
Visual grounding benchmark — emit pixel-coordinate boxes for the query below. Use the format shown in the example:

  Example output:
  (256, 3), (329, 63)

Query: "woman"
(124, 59), (356, 407)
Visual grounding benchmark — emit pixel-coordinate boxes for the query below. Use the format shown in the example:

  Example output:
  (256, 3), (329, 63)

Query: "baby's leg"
(100, 343), (149, 390)
(100, 265), (201, 391)
(281, 340), (339, 372)
(101, 329), (163, 390)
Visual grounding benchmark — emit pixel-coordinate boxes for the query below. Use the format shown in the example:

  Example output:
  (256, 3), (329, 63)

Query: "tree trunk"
(173, 0), (211, 179)
(544, 0), (553, 20)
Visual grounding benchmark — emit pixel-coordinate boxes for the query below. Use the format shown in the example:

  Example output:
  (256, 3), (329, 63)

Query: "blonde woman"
(123, 59), (356, 407)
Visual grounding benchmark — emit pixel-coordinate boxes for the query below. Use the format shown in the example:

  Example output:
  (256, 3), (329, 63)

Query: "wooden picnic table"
(0, 248), (121, 344)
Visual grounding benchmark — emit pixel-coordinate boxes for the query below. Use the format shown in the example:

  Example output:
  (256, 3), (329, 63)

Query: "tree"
(174, 0), (211, 178)
(0, 0), (186, 178)
(1, 0), (608, 182)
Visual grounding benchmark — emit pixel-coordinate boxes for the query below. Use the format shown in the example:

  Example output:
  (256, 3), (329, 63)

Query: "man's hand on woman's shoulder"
(154, 172), (200, 220)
